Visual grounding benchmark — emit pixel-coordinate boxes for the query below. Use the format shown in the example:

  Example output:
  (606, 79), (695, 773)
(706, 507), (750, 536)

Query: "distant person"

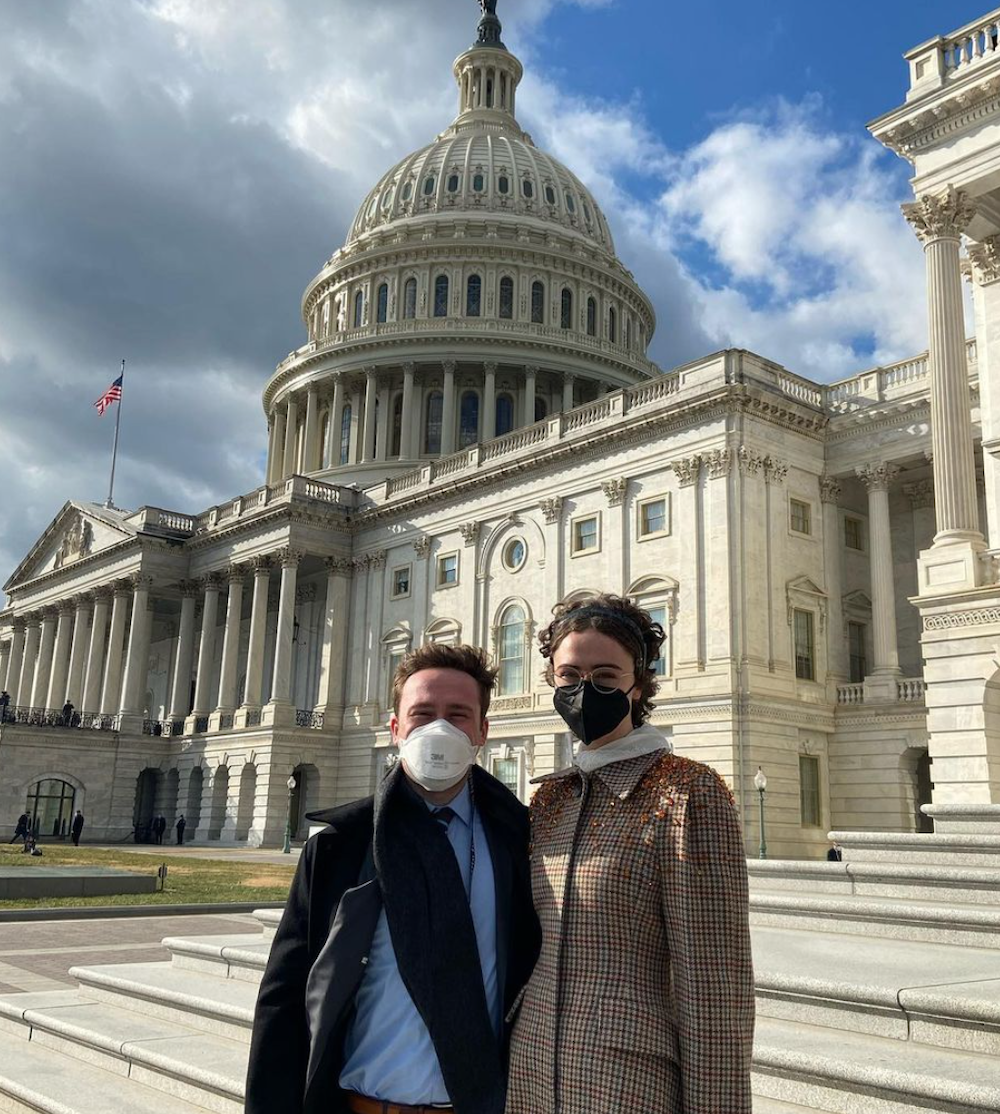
(61, 700), (74, 726)
(0, 690), (10, 722)
(70, 809), (85, 847)
(155, 815), (167, 844)
(10, 812), (29, 844)
(176, 815), (186, 845)
(827, 841), (843, 862)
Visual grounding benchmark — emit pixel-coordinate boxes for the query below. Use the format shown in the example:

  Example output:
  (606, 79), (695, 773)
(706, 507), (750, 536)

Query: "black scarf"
(372, 764), (505, 1114)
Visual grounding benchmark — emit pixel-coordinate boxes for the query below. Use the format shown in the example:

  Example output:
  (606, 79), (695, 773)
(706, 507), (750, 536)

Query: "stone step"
(748, 858), (1000, 906)
(830, 830), (1000, 868)
(753, 926), (1000, 1053)
(163, 933), (270, 984)
(0, 990), (244, 1114)
(0, 1031), (218, 1114)
(749, 890), (1000, 947)
(753, 1017), (1000, 1113)
(251, 908), (282, 940)
(69, 961), (257, 1043)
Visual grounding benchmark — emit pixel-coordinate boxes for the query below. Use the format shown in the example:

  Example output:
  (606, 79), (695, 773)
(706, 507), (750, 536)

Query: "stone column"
(168, 582), (198, 722)
(65, 597), (91, 709)
(562, 372), (576, 413)
(348, 386), (362, 463)
(5, 620), (25, 705)
(967, 237), (1000, 550)
(265, 417), (279, 486)
(362, 368), (378, 462)
(100, 585), (129, 715)
(523, 365), (537, 427)
(399, 363), (416, 458)
(269, 407), (287, 484)
(673, 457), (704, 669)
(329, 377), (344, 466)
(18, 615), (41, 709)
(264, 549), (301, 727)
(189, 573), (223, 726)
(46, 603), (74, 710)
(819, 476), (847, 686)
(237, 556), (271, 726)
(316, 557), (352, 715)
(29, 610), (57, 709)
(282, 397), (299, 479)
(482, 361), (497, 441)
(119, 576), (154, 725)
(441, 360), (456, 455)
(80, 589), (111, 712)
(303, 386), (319, 473)
(857, 463), (901, 700)
(376, 383), (391, 462)
(903, 188), (985, 592)
(0, 640), (9, 697)
(212, 565), (247, 725)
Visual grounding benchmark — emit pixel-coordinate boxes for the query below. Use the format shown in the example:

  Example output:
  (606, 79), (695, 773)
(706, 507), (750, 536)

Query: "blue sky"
(0, 0), (984, 577)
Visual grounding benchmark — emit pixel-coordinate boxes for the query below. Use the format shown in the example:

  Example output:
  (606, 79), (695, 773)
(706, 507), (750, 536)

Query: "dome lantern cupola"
(453, 2), (523, 130)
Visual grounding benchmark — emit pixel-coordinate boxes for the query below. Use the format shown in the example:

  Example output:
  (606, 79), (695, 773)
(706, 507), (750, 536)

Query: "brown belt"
(346, 1095), (453, 1114)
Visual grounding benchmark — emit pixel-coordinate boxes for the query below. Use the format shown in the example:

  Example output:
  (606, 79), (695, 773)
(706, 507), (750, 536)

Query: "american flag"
(94, 374), (123, 416)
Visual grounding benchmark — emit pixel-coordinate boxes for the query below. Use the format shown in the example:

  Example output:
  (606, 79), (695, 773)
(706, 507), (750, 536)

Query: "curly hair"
(538, 593), (666, 726)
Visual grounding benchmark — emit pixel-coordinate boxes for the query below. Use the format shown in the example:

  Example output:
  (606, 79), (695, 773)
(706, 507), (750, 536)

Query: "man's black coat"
(245, 766), (539, 1114)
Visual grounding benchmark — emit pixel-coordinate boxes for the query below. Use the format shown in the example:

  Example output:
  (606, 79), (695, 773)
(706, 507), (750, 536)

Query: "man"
(10, 812), (29, 844)
(70, 809), (84, 847)
(246, 644), (539, 1114)
(176, 814), (186, 845)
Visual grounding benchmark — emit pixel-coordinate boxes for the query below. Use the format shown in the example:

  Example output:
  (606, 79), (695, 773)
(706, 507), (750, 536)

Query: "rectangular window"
(793, 609), (815, 681)
(492, 756), (520, 795)
(844, 515), (864, 551)
(799, 754), (821, 827)
(436, 553), (459, 588)
(646, 605), (668, 676)
(848, 621), (867, 684)
(391, 565), (411, 599)
(571, 515), (599, 555)
(637, 496), (669, 539)
(790, 498), (812, 535)
(386, 649), (406, 709)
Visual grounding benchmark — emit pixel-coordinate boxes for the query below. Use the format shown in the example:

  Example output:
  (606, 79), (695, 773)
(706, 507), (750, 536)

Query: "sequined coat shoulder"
(505, 749), (754, 1114)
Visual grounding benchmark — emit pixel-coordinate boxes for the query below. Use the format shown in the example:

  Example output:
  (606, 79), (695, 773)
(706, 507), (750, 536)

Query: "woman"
(506, 594), (754, 1114)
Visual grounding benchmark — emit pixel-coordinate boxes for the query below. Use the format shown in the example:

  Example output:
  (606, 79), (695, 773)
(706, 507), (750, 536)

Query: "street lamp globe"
(753, 766), (768, 860)
(754, 766), (767, 793)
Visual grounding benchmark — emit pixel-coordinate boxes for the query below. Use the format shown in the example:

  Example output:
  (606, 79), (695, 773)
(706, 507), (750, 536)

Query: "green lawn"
(0, 844), (294, 909)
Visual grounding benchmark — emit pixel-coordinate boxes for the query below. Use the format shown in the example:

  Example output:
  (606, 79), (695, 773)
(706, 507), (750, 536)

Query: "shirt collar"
(424, 778), (473, 828)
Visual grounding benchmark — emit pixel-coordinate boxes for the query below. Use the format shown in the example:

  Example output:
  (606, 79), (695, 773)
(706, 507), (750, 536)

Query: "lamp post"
(754, 766), (768, 860)
(282, 773), (297, 854)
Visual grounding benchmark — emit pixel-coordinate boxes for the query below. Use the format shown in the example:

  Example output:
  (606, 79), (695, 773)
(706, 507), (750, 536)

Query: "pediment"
(4, 502), (137, 591)
(786, 575), (826, 599)
(842, 589), (873, 611)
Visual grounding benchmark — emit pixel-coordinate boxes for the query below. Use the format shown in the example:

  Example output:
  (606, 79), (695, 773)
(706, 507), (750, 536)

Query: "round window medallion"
(503, 538), (527, 571)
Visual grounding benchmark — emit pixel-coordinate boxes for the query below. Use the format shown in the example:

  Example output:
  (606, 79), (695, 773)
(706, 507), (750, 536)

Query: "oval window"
(447, 173), (460, 193)
(473, 172), (485, 192)
(544, 184), (556, 205)
(423, 176), (436, 196)
(401, 181), (413, 201)
(583, 200), (591, 222)
(522, 178), (534, 199)
(565, 192), (576, 213)
(498, 175), (510, 195)
(503, 538), (527, 571)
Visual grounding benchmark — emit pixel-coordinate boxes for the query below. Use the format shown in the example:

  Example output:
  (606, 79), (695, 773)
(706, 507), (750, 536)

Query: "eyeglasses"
(552, 668), (635, 695)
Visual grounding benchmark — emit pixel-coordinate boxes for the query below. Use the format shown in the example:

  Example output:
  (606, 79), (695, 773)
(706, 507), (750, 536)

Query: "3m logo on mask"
(398, 719), (478, 792)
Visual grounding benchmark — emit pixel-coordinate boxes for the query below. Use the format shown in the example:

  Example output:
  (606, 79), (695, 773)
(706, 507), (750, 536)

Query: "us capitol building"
(3, 3), (1000, 856)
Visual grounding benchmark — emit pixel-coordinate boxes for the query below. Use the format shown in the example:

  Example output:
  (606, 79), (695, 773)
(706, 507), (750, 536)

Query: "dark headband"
(557, 605), (648, 670)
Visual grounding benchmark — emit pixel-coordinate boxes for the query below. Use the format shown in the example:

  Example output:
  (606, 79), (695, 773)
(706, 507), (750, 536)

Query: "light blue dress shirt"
(339, 780), (499, 1103)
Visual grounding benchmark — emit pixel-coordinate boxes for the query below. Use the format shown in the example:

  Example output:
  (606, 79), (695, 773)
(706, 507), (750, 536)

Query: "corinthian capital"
(902, 187), (976, 245)
(965, 236), (1000, 285)
(856, 462), (900, 492)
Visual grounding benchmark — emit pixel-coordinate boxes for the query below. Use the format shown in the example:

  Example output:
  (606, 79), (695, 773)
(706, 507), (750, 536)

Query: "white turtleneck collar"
(573, 722), (672, 773)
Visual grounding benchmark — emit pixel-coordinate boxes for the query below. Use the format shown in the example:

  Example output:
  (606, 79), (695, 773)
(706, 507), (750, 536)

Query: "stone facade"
(3, 7), (1000, 857)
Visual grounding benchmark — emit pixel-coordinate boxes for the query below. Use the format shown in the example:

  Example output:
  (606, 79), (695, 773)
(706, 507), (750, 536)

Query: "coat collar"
(531, 748), (669, 801)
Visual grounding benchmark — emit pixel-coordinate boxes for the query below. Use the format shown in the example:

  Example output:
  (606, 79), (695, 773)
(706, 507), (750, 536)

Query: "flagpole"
(105, 359), (125, 509)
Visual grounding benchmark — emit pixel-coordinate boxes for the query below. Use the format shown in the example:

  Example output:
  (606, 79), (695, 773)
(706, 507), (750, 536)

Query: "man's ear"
(478, 717), (489, 746)
(389, 714), (401, 746)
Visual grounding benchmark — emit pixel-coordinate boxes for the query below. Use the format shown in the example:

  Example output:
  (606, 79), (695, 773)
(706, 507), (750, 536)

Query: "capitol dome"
(263, 1), (660, 487)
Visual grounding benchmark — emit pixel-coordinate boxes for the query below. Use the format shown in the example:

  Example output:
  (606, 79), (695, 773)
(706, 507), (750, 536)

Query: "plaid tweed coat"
(505, 748), (754, 1114)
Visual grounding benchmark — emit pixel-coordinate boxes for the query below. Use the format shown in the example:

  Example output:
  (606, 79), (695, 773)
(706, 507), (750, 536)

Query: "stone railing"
(246, 709), (263, 728)
(897, 677), (927, 702)
(824, 339), (976, 412)
(836, 683), (865, 706)
(193, 475), (350, 535)
(296, 709), (325, 729)
(0, 705), (119, 730)
(942, 14), (1000, 77)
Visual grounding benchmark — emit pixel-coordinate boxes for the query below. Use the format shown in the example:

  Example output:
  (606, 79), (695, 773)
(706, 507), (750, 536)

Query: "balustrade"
(296, 709), (325, 729)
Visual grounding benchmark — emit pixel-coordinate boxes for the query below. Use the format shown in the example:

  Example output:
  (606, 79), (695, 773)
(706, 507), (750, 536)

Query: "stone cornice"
(875, 80), (1000, 160)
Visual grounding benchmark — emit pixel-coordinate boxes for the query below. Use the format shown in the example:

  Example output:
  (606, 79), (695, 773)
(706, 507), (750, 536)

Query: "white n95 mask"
(397, 719), (478, 792)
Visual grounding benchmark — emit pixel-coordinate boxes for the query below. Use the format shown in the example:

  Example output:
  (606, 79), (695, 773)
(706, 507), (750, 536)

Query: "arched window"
(565, 191), (576, 214)
(535, 396), (548, 422)
(434, 274), (449, 318)
(391, 394), (403, 457)
(403, 277), (417, 320)
(459, 391), (480, 447)
(496, 393), (515, 436)
(339, 404), (351, 465)
(498, 604), (526, 695)
(319, 410), (331, 468)
(560, 287), (573, 330)
(447, 173), (460, 193)
(376, 283), (388, 324)
(587, 297), (597, 337)
(466, 274), (482, 317)
(608, 305), (617, 343)
(353, 290), (364, 328)
(522, 178), (534, 199)
(24, 778), (76, 838)
(425, 391), (443, 454)
(498, 175), (510, 195)
(473, 172), (485, 192)
(499, 276), (514, 320)
(531, 280), (545, 324)
(423, 176), (436, 196)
